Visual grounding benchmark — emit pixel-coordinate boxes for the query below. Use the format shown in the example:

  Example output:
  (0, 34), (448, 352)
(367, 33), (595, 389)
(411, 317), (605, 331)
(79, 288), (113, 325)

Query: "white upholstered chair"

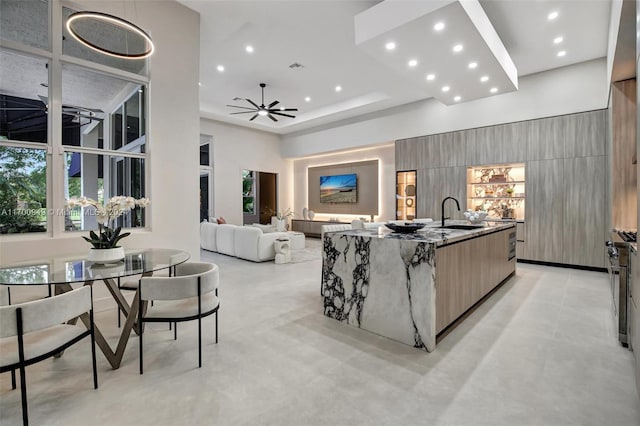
(137, 262), (220, 374)
(0, 286), (98, 426)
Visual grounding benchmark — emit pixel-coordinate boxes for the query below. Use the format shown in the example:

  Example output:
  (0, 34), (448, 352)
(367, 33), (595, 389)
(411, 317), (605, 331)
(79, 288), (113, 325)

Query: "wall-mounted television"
(320, 173), (357, 204)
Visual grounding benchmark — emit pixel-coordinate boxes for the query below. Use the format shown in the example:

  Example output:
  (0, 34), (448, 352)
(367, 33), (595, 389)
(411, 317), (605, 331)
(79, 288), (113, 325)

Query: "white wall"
(0, 1), (201, 309)
(293, 144), (395, 222)
(282, 58), (608, 158)
(200, 118), (293, 226)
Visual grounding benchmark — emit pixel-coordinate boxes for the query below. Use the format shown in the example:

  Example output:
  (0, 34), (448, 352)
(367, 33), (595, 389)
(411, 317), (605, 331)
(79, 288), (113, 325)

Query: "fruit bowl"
(463, 210), (488, 224)
(384, 222), (427, 234)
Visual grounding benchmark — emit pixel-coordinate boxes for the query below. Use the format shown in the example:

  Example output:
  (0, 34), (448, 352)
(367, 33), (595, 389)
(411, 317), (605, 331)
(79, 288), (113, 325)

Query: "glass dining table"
(0, 248), (190, 369)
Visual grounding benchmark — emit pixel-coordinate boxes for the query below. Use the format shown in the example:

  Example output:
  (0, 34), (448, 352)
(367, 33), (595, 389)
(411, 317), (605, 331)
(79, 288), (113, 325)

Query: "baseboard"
(517, 258), (607, 273)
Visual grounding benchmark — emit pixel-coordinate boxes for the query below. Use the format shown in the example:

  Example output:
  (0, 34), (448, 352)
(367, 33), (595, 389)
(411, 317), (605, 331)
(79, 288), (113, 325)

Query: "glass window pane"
(0, 49), (48, 144)
(65, 152), (146, 231)
(125, 90), (140, 143)
(0, 146), (47, 234)
(0, 0), (49, 50)
(62, 6), (148, 75)
(200, 144), (210, 166)
(62, 64), (147, 150)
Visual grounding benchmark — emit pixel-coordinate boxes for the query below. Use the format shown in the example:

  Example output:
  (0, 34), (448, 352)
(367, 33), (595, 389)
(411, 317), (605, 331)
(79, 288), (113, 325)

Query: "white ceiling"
(180, 0), (611, 135)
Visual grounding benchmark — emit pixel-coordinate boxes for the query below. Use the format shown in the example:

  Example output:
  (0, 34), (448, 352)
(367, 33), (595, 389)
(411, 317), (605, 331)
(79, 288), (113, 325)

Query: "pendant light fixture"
(66, 10), (154, 59)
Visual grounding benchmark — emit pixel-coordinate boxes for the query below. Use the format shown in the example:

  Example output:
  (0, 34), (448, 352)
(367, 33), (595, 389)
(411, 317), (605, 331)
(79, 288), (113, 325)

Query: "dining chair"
(137, 262), (219, 374)
(0, 286), (98, 426)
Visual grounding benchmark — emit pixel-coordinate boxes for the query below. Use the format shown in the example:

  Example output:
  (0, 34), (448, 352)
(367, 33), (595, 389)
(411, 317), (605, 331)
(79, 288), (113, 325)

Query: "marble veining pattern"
(323, 233), (437, 351)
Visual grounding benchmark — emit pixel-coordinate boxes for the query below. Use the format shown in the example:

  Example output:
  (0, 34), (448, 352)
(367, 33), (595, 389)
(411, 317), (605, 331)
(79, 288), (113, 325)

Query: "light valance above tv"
(308, 160), (378, 215)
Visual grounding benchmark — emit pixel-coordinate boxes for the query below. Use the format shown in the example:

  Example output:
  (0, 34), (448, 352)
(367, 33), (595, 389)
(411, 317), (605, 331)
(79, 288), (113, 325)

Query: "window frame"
(0, 0), (151, 239)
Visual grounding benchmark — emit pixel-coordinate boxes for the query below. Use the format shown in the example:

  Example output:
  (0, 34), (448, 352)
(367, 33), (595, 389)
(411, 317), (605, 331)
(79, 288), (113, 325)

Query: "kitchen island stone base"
(322, 223), (516, 351)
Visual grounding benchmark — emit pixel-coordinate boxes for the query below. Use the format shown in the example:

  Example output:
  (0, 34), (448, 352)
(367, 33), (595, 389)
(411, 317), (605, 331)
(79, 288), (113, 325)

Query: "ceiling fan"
(226, 83), (298, 122)
(0, 94), (104, 125)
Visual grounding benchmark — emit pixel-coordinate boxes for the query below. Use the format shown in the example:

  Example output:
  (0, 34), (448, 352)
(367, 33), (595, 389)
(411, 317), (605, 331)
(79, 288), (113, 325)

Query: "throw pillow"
(217, 217), (226, 224)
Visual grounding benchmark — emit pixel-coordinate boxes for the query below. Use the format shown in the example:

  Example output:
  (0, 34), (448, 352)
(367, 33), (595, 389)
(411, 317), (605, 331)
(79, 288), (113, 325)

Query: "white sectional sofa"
(200, 222), (290, 262)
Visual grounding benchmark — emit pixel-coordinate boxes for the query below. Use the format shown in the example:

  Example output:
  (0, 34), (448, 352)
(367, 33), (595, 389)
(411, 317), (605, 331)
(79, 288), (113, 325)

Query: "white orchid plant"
(66, 196), (150, 249)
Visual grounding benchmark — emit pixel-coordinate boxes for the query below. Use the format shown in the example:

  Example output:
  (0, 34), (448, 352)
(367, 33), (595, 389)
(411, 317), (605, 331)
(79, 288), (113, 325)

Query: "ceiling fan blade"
(270, 111), (296, 119)
(61, 111), (104, 121)
(249, 113), (259, 121)
(268, 100), (279, 109)
(268, 108), (298, 112)
(230, 111), (257, 115)
(226, 104), (256, 110)
(245, 98), (260, 109)
(40, 95), (104, 113)
(0, 107), (44, 111)
(267, 113), (277, 122)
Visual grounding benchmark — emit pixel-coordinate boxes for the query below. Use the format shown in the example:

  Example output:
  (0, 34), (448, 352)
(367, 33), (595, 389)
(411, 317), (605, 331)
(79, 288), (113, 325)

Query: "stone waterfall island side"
(321, 221), (516, 351)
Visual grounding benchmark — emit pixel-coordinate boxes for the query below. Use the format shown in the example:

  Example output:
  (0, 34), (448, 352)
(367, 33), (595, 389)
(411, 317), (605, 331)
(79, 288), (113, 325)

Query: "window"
(0, 50), (48, 144)
(65, 153), (145, 231)
(0, 0), (49, 50)
(0, 2), (150, 237)
(0, 146), (47, 234)
(242, 170), (255, 214)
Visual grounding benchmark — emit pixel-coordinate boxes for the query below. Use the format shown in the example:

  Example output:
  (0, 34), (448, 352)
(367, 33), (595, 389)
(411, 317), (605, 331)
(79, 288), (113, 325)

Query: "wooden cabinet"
(291, 219), (344, 238)
(396, 109), (608, 269)
(562, 156), (607, 268)
(435, 227), (515, 333)
(525, 159), (564, 263)
(416, 167), (466, 220)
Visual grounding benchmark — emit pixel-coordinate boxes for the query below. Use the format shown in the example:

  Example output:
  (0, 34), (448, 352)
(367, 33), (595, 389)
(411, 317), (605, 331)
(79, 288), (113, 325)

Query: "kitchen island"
(321, 221), (516, 351)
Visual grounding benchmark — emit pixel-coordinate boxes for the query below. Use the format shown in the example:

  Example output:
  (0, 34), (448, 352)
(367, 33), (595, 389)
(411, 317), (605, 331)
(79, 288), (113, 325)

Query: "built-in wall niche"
(396, 170), (416, 220)
(467, 163), (525, 220)
(308, 160), (378, 216)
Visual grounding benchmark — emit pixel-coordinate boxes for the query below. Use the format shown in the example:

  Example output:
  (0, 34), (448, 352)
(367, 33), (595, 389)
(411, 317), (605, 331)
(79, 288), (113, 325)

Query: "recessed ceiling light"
(490, 87), (498, 93)
(426, 74), (435, 81)
(280, 107), (285, 111)
(335, 85), (342, 92)
(385, 42), (396, 50)
(442, 86), (450, 92)
(557, 50), (566, 57)
(480, 76), (489, 82)
(453, 44), (463, 53)
(454, 96), (461, 102)
(548, 11), (558, 20)
(305, 96), (311, 102)
(216, 65), (224, 72)
(468, 62), (478, 69)
(434, 22), (445, 31)
(198, 82), (202, 86)
(553, 36), (563, 44)
(408, 59), (418, 67)
(245, 45), (254, 53)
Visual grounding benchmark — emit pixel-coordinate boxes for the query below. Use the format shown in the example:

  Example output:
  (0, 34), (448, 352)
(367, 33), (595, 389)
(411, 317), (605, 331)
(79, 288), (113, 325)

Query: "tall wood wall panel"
(525, 159), (565, 263)
(562, 156), (607, 267)
(611, 80), (637, 230)
(396, 109), (609, 268)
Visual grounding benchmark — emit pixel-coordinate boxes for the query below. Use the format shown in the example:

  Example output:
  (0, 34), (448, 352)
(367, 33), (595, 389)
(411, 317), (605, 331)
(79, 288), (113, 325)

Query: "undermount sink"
(436, 224), (485, 230)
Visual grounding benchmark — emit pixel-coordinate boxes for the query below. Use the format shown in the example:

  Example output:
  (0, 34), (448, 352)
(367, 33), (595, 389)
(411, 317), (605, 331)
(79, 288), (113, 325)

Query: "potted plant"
(66, 196), (150, 263)
(268, 207), (294, 231)
(505, 187), (514, 197)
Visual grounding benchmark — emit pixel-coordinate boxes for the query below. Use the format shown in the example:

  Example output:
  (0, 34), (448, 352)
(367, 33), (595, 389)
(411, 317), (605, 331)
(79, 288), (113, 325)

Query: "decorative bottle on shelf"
(308, 210), (315, 220)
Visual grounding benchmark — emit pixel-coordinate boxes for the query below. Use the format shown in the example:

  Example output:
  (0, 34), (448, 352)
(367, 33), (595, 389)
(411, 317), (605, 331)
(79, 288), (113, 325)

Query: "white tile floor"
(1, 245), (639, 426)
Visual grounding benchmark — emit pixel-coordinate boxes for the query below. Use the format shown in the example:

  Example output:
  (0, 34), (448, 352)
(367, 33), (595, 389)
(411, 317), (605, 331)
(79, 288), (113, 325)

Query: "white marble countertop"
(334, 220), (516, 247)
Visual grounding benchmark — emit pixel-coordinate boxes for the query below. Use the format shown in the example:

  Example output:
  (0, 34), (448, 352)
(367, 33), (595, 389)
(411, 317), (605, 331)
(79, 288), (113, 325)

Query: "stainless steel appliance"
(606, 230), (636, 347)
